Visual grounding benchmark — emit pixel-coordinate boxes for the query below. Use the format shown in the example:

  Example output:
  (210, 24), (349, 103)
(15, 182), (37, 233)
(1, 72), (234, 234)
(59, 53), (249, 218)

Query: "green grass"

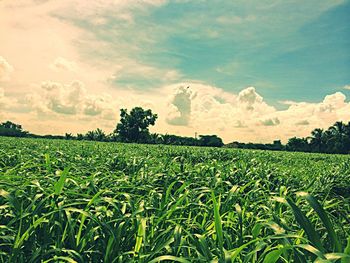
(0, 137), (350, 262)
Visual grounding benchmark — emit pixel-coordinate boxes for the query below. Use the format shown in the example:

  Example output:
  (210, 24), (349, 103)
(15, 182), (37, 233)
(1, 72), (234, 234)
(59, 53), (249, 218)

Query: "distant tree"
(286, 137), (309, 152)
(198, 135), (224, 147)
(107, 132), (120, 142)
(85, 130), (96, 141)
(94, 128), (106, 141)
(115, 107), (158, 143)
(272, 140), (284, 151)
(309, 128), (324, 152)
(345, 121), (350, 137)
(331, 121), (346, 136)
(160, 134), (173, 144)
(65, 133), (73, 140)
(0, 121), (28, 137)
(328, 121), (348, 153)
(1, 121), (22, 130)
(149, 133), (161, 144)
(76, 133), (84, 140)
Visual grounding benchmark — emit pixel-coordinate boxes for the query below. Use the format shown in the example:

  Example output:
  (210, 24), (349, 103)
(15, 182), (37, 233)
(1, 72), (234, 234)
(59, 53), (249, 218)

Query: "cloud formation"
(26, 81), (117, 120)
(166, 86), (193, 126)
(162, 83), (350, 142)
(0, 88), (9, 108)
(260, 117), (280, 126)
(0, 1), (349, 142)
(50, 57), (77, 72)
(0, 56), (13, 81)
(1, 80), (350, 143)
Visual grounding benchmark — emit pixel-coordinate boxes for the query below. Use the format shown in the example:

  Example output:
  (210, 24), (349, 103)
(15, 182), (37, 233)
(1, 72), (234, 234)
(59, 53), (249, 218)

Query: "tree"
(198, 135), (224, 147)
(85, 130), (96, 141)
(76, 133), (84, 140)
(1, 121), (22, 130)
(0, 121), (28, 137)
(286, 137), (309, 152)
(115, 107), (158, 143)
(325, 122), (348, 153)
(309, 128), (324, 152)
(65, 133), (73, 140)
(94, 128), (106, 141)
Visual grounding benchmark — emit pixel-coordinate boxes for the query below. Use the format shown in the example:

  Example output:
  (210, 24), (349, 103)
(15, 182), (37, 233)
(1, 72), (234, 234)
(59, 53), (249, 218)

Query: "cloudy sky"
(0, 0), (349, 143)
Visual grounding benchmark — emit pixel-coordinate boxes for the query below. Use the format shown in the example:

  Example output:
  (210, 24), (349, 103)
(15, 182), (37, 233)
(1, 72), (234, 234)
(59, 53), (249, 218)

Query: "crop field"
(0, 137), (350, 262)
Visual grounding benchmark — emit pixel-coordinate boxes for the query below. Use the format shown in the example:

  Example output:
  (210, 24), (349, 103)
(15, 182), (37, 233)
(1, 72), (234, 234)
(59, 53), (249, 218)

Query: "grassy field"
(0, 137), (350, 262)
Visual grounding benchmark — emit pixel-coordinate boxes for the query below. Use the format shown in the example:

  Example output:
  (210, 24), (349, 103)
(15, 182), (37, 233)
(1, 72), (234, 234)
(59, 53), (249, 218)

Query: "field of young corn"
(0, 137), (350, 262)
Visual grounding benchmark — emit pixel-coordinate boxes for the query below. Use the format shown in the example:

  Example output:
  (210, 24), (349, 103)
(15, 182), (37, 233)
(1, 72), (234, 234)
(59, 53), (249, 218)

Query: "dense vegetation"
(0, 137), (349, 262)
(286, 121), (350, 154)
(1, 104), (350, 153)
(227, 121), (350, 154)
(0, 107), (224, 147)
(0, 121), (28, 137)
(1, 108), (350, 153)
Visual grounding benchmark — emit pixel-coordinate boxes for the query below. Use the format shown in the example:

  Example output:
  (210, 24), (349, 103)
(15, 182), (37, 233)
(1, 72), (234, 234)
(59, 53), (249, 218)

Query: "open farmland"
(0, 137), (350, 262)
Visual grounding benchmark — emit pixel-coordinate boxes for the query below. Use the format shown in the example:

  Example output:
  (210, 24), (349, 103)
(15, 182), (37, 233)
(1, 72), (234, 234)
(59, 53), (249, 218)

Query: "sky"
(0, 0), (349, 143)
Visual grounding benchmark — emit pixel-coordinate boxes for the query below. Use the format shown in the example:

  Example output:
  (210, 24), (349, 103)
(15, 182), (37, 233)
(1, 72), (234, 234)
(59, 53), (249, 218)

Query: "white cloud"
(162, 83), (277, 140)
(260, 117), (280, 126)
(27, 80), (118, 120)
(344, 84), (350, 90)
(0, 87), (16, 110)
(2, 80), (350, 143)
(0, 1), (349, 142)
(0, 56), (13, 81)
(160, 83), (350, 142)
(166, 86), (193, 126)
(238, 87), (262, 108)
(50, 57), (78, 72)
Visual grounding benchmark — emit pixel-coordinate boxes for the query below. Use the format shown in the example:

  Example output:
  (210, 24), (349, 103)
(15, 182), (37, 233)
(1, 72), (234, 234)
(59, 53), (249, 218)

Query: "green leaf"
(134, 217), (146, 254)
(287, 197), (324, 253)
(54, 167), (69, 196)
(263, 247), (284, 263)
(342, 237), (350, 263)
(148, 255), (190, 263)
(212, 191), (224, 259)
(298, 192), (341, 252)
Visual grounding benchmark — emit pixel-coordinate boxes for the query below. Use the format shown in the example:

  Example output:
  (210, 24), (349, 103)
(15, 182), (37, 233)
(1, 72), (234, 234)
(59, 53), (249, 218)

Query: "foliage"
(228, 121), (350, 154)
(0, 137), (349, 262)
(286, 137), (310, 152)
(1, 118), (350, 153)
(294, 121), (350, 154)
(0, 121), (28, 137)
(115, 107), (158, 143)
(226, 141), (285, 151)
(198, 135), (224, 147)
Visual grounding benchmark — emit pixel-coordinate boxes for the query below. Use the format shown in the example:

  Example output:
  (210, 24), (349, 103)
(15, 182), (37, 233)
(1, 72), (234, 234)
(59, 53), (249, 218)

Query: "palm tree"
(344, 121), (350, 137)
(94, 128), (106, 141)
(344, 122), (350, 153)
(309, 128), (324, 152)
(330, 121), (346, 136)
(65, 133), (73, 140)
(326, 122), (347, 153)
(85, 130), (96, 141)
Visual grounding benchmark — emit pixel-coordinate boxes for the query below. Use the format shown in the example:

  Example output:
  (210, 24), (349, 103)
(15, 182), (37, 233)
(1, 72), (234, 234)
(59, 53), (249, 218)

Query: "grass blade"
(54, 167), (69, 196)
(212, 191), (224, 260)
(298, 192), (342, 252)
(287, 197), (325, 253)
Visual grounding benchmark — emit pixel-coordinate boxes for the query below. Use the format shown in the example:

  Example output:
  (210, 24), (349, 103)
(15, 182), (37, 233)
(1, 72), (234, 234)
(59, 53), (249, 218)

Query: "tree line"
(226, 121), (350, 154)
(0, 107), (224, 147)
(1, 107), (350, 153)
(285, 121), (350, 154)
